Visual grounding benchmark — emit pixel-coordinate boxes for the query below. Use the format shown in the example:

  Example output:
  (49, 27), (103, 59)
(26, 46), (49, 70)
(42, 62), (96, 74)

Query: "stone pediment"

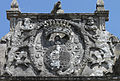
(0, 0), (120, 81)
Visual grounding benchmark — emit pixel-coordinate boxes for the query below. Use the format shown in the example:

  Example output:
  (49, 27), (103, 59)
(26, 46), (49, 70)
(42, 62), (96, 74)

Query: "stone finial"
(51, 1), (64, 14)
(96, 0), (105, 11)
(10, 0), (19, 11)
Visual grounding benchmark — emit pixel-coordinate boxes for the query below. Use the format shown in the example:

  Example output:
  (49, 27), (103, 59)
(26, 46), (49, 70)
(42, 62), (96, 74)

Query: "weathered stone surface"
(96, 0), (105, 11)
(1, 17), (119, 76)
(0, 0), (120, 78)
(0, 44), (6, 75)
(51, 1), (64, 14)
(1, 76), (120, 81)
(115, 43), (120, 57)
(10, 0), (19, 11)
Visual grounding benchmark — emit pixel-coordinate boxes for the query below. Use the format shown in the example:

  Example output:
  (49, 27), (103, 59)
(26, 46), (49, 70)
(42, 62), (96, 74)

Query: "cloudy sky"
(0, 0), (120, 39)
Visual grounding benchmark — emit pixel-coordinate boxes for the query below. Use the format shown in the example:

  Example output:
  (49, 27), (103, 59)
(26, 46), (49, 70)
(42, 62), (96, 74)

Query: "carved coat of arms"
(2, 18), (117, 76)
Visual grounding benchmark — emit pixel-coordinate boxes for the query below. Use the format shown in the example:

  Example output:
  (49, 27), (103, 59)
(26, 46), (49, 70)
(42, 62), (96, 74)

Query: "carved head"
(54, 1), (62, 10)
(54, 35), (61, 42)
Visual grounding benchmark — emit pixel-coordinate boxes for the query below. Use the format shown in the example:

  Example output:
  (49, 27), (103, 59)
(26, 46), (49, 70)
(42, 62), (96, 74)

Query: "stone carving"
(10, 0), (19, 11)
(51, 1), (64, 14)
(0, 17), (119, 76)
(29, 19), (87, 76)
(0, 0), (120, 77)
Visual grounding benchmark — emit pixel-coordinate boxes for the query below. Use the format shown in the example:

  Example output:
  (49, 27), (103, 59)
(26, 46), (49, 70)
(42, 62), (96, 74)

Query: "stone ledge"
(6, 12), (109, 21)
(0, 76), (120, 81)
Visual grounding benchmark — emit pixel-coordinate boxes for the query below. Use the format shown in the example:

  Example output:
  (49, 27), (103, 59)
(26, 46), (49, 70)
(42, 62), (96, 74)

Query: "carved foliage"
(3, 18), (117, 76)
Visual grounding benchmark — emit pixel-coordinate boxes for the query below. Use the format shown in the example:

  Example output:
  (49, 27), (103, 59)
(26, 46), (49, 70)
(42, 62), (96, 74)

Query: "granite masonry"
(0, 0), (120, 81)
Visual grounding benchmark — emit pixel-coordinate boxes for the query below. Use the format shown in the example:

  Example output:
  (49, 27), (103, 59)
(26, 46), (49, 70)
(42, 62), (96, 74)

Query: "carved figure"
(2, 18), (118, 76)
(0, 0), (120, 77)
(51, 1), (64, 14)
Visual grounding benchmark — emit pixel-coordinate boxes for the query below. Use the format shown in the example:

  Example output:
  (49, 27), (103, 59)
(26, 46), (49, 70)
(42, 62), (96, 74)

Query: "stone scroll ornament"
(2, 18), (117, 76)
